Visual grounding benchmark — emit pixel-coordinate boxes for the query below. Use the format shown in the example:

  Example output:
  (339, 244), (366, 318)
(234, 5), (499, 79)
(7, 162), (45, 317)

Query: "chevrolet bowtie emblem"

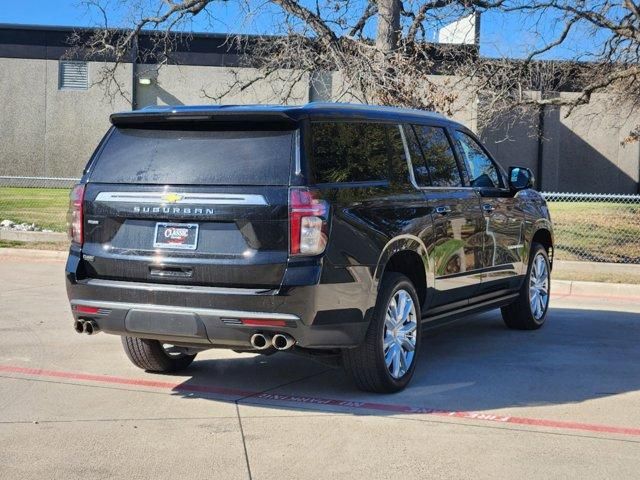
(162, 193), (184, 203)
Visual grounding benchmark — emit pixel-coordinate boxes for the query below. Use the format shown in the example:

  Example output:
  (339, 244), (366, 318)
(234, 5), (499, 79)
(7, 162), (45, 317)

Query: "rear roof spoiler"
(109, 102), (451, 127)
(110, 109), (299, 127)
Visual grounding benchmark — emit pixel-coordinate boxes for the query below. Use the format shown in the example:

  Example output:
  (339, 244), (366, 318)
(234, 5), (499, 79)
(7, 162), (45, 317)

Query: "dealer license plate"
(153, 223), (199, 250)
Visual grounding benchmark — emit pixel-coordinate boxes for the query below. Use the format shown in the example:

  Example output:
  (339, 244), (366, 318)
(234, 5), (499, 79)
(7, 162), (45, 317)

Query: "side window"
(453, 131), (503, 189)
(310, 122), (401, 184)
(413, 125), (462, 187)
(386, 125), (411, 184)
(404, 126), (432, 187)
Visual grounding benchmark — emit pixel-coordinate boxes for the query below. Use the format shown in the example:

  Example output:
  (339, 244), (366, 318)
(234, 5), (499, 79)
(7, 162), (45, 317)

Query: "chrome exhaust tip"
(272, 333), (295, 351)
(250, 333), (272, 350)
(83, 320), (99, 335)
(74, 320), (85, 334)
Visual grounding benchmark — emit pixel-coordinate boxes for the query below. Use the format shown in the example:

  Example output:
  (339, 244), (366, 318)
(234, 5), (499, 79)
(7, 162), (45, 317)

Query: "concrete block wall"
(482, 92), (640, 193)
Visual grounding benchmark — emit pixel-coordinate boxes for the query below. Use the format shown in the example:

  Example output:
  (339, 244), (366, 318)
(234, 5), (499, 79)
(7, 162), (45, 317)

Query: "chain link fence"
(0, 176), (78, 233)
(542, 192), (640, 264)
(1, 176), (640, 264)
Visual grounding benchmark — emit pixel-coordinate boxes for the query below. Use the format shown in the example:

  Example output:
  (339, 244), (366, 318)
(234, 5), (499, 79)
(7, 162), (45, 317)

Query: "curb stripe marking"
(2, 364), (639, 438)
(0, 365), (253, 397)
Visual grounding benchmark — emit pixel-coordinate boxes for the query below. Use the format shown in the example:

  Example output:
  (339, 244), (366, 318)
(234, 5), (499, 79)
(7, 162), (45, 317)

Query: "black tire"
(121, 336), (196, 373)
(501, 243), (551, 330)
(343, 273), (422, 393)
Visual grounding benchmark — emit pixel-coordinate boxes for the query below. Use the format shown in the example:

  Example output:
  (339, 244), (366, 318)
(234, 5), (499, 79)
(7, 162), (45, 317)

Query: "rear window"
(309, 122), (408, 184)
(89, 127), (294, 185)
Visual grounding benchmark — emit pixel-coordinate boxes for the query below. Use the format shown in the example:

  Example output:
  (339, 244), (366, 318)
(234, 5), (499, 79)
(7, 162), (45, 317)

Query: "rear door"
(406, 124), (485, 307)
(81, 125), (295, 288)
(451, 129), (525, 292)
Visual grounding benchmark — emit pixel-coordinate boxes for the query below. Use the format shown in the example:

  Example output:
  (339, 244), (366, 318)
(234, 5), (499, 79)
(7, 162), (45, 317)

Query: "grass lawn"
(0, 187), (70, 232)
(0, 240), (69, 250)
(553, 268), (640, 284)
(548, 201), (640, 263)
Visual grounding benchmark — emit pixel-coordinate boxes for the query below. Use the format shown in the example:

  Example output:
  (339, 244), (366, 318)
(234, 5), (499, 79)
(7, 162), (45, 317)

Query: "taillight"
(289, 188), (329, 256)
(67, 184), (85, 245)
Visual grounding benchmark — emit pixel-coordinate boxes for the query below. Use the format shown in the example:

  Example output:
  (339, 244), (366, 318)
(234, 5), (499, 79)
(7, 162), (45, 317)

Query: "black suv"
(66, 103), (553, 393)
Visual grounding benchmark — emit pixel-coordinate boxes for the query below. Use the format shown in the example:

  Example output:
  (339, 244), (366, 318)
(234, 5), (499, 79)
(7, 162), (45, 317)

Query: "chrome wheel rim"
(383, 289), (418, 379)
(529, 253), (549, 321)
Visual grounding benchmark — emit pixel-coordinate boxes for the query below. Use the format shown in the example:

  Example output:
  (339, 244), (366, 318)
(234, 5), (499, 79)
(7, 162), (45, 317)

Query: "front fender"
(528, 218), (555, 268)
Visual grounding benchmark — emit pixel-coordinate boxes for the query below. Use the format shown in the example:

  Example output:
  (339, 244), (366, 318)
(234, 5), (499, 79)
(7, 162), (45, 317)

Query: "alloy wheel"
(383, 289), (418, 379)
(529, 253), (550, 321)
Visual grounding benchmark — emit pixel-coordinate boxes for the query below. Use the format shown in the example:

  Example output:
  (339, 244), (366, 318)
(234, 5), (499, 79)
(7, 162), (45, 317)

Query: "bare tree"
(470, 1), (640, 138)
(73, 0), (640, 137)
(72, 0), (503, 114)
(376, 0), (400, 54)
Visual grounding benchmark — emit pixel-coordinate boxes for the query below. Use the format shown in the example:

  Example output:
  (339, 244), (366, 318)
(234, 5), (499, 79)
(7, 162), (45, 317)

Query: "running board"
(422, 293), (519, 327)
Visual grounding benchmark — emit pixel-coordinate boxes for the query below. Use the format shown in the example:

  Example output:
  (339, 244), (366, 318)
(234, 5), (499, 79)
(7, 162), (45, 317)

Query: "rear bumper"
(66, 255), (375, 349)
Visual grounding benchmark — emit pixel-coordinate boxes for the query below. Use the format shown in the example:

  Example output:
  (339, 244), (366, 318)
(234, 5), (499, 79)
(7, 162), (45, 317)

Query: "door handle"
(482, 203), (495, 213)
(435, 205), (452, 215)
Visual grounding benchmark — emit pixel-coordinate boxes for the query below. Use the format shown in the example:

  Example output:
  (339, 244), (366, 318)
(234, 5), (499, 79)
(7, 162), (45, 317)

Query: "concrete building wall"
(0, 58), (47, 176)
(550, 93), (640, 193)
(311, 72), (476, 129)
(480, 92), (541, 177)
(481, 117), (539, 175)
(431, 75), (476, 130)
(482, 92), (640, 193)
(137, 64), (310, 107)
(44, 60), (131, 177)
(1, 60), (311, 178)
(0, 58), (130, 178)
(1, 54), (639, 193)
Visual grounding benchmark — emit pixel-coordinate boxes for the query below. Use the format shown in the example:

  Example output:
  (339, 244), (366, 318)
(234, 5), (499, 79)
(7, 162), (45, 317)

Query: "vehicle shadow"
(169, 306), (640, 415)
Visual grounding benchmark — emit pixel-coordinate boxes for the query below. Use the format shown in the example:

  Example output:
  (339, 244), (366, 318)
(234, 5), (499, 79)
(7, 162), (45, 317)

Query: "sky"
(0, 0), (599, 60)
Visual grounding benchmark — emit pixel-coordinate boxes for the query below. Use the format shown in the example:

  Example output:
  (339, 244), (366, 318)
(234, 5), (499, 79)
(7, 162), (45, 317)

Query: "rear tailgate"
(80, 125), (295, 288)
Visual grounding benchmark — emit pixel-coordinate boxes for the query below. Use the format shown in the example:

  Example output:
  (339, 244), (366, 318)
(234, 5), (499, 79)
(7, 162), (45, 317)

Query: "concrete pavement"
(1, 258), (639, 479)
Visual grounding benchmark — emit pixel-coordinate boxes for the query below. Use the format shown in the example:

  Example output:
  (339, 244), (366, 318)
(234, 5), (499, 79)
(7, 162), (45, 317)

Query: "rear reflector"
(241, 318), (287, 327)
(75, 305), (100, 315)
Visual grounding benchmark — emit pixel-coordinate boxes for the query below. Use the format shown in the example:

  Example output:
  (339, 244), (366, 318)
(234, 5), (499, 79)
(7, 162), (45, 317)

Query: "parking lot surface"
(1, 258), (639, 479)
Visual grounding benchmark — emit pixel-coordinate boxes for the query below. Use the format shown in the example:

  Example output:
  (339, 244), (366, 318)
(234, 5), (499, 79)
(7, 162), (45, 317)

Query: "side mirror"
(509, 166), (535, 191)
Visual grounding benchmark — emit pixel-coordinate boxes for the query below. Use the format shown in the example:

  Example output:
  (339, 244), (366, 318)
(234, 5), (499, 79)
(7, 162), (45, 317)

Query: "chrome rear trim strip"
(70, 299), (300, 321)
(83, 278), (277, 295)
(95, 192), (267, 205)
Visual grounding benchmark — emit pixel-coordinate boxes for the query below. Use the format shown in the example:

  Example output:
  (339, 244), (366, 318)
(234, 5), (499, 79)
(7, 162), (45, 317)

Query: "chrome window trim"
(94, 192), (268, 205)
(294, 129), (301, 176)
(398, 124), (421, 190)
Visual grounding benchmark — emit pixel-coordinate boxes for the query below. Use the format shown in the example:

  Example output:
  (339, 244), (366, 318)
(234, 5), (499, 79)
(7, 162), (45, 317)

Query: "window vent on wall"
(59, 61), (89, 90)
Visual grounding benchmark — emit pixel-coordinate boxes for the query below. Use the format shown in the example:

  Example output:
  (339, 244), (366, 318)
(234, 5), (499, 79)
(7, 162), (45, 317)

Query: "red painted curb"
(2, 364), (639, 438)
